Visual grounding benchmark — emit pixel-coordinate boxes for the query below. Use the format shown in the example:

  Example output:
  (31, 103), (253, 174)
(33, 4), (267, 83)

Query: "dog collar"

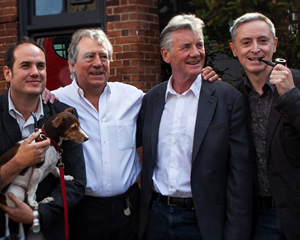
(40, 127), (62, 152)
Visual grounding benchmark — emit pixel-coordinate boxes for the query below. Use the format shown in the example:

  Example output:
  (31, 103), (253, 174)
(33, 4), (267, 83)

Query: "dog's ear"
(52, 116), (64, 128)
(65, 107), (75, 115)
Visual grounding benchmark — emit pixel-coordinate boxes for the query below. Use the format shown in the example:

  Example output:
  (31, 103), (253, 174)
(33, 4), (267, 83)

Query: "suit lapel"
(192, 81), (217, 163)
(37, 103), (51, 128)
(151, 84), (167, 158)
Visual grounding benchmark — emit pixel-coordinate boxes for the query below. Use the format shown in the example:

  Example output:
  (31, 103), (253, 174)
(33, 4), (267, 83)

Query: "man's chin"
(245, 65), (267, 75)
(26, 87), (45, 96)
(188, 67), (202, 76)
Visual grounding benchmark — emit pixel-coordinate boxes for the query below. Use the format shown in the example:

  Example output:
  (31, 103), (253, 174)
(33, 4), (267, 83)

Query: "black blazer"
(0, 90), (86, 240)
(137, 80), (253, 240)
(235, 69), (300, 240)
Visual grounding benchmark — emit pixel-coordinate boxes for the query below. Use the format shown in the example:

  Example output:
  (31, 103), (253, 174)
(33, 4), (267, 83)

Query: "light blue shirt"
(52, 80), (144, 197)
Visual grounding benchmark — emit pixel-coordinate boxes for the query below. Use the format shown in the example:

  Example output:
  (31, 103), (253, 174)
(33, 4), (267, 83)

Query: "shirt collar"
(165, 74), (202, 101)
(72, 79), (111, 98)
(8, 88), (44, 121)
(244, 75), (275, 94)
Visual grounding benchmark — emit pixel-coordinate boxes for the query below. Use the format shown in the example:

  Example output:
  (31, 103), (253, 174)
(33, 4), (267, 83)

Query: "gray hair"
(230, 12), (276, 41)
(68, 28), (113, 80)
(160, 14), (204, 51)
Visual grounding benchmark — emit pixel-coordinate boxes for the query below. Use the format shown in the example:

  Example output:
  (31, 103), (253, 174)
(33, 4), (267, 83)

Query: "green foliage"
(190, 0), (300, 70)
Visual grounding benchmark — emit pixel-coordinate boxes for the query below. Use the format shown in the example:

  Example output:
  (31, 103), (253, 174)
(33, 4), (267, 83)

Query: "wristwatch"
(32, 207), (40, 233)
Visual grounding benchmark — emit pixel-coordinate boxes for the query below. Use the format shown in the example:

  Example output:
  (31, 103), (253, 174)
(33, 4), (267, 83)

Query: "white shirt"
(8, 89), (44, 138)
(153, 74), (202, 198)
(52, 80), (144, 197)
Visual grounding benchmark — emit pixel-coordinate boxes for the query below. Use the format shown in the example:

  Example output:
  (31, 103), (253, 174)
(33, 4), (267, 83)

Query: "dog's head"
(43, 107), (89, 144)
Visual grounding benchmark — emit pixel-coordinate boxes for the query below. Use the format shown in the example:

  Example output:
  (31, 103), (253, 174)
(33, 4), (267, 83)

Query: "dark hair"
(4, 36), (46, 72)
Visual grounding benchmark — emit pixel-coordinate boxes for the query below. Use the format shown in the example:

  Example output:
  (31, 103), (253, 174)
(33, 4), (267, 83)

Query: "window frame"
(18, 0), (106, 38)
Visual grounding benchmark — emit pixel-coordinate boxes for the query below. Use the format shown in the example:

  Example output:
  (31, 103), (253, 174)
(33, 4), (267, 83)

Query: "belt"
(153, 192), (194, 208)
(258, 196), (275, 210)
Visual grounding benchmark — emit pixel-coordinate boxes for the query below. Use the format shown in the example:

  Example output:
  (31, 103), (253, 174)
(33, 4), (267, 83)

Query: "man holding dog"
(0, 37), (86, 239)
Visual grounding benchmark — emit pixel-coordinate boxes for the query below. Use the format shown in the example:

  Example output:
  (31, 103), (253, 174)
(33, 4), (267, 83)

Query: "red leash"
(59, 159), (69, 240)
(37, 126), (69, 240)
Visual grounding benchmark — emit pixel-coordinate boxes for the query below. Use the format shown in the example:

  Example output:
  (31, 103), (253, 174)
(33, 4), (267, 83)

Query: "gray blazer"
(137, 80), (253, 240)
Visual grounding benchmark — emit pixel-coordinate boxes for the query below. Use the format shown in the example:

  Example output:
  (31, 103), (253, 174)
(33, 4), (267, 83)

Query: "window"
(19, 0), (106, 90)
(19, 0), (105, 37)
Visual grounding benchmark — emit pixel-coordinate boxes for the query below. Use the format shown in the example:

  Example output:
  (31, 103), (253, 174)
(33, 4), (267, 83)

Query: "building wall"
(0, 0), (17, 93)
(0, 0), (161, 94)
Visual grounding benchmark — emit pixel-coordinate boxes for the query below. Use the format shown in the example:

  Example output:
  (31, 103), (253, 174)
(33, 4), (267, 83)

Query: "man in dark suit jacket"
(137, 14), (253, 240)
(0, 37), (86, 240)
(230, 13), (300, 240)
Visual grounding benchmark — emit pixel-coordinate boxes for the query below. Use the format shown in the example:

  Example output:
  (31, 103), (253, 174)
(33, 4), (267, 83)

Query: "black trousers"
(69, 183), (140, 240)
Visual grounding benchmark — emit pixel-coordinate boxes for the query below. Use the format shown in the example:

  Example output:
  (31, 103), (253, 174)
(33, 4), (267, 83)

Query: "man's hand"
(0, 193), (34, 224)
(15, 131), (51, 168)
(42, 88), (56, 104)
(0, 132), (50, 189)
(202, 66), (221, 82)
(270, 64), (295, 96)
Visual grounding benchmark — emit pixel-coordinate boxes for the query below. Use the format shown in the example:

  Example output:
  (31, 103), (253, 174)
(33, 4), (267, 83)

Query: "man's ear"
(273, 37), (278, 53)
(161, 47), (171, 64)
(69, 63), (76, 74)
(230, 42), (237, 57)
(3, 66), (12, 83)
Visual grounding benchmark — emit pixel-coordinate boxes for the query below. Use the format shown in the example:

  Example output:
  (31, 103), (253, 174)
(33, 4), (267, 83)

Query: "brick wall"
(0, 0), (161, 94)
(106, 0), (161, 92)
(0, 0), (17, 94)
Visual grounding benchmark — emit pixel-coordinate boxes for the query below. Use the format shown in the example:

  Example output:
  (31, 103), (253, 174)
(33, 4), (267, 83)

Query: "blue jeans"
(145, 197), (202, 240)
(253, 207), (286, 240)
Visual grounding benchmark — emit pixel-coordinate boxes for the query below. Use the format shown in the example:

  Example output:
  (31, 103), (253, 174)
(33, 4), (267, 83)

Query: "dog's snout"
(81, 129), (89, 142)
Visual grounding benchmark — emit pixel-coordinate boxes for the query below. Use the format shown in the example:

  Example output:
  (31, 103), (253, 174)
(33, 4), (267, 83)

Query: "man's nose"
(251, 41), (261, 53)
(93, 55), (103, 66)
(30, 65), (39, 76)
(190, 45), (201, 56)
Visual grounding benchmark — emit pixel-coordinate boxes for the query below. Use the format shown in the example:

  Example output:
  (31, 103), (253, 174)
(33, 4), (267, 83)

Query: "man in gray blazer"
(137, 14), (253, 240)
